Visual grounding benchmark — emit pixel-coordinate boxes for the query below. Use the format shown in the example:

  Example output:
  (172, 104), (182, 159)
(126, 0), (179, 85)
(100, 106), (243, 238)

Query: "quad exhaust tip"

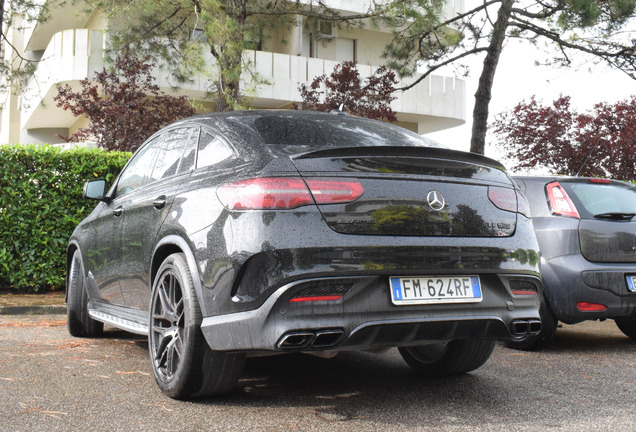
(277, 329), (345, 350)
(511, 319), (542, 336)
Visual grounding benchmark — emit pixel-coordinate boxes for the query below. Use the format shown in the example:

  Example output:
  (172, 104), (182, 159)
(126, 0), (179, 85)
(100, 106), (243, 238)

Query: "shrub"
(0, 144), (131, 292)
(54, 50), (195, 152)
(297, 60), (398, 122)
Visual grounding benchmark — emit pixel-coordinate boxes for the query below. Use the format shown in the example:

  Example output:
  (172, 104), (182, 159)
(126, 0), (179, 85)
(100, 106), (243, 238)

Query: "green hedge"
(0, 144), (131, 292)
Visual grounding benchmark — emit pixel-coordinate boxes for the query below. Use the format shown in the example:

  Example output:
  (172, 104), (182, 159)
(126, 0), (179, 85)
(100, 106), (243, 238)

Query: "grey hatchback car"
(510, 176), (636, 350)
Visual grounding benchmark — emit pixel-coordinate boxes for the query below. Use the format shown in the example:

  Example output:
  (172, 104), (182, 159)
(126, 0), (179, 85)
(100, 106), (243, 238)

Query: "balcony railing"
(21, 29), (465, 132)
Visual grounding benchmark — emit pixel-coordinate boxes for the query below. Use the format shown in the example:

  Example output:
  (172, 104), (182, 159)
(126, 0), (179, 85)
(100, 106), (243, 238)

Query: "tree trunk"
(0, 0), (5, 61)
(215, 0), (248, 112)
(470, 0), (515, 154)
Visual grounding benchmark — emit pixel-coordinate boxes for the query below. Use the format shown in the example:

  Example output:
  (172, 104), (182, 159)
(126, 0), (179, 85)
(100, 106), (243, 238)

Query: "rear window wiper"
(593, 212), (636, 220)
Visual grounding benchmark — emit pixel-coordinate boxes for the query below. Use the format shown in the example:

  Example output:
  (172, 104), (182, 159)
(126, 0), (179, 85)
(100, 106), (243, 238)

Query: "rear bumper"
(541, 254), (636, 323)
(201, 274), (542, 352)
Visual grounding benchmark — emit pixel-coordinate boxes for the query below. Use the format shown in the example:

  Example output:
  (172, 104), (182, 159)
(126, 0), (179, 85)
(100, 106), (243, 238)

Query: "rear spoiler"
(292, 146), (506, 171)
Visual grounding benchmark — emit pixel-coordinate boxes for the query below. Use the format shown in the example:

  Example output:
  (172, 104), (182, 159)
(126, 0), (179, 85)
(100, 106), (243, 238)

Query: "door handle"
(153, 196), (167, 209)
(113, 206), (123, 217)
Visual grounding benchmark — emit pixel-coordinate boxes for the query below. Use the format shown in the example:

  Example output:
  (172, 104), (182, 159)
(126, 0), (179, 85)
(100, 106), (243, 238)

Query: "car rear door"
(118, 127), (199, 310)
(84, 135), (164, 306)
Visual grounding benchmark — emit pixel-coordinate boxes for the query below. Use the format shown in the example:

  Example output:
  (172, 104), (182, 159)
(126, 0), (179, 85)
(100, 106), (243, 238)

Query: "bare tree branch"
(142, 7), (183, 38)
(434, 0), (501, 29)
(0, 31), (37, 64)
(510, 18), (636, 62)
(246, 5), (385, 21)
(511, 1), (564, 19)
(397, 46), (489, 91)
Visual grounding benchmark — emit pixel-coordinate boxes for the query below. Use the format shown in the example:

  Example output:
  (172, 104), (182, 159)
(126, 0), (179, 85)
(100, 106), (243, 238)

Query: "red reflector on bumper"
(512, 290), (538, 296)
(577, 302), (608, 312)
(289, 295), (343, 303)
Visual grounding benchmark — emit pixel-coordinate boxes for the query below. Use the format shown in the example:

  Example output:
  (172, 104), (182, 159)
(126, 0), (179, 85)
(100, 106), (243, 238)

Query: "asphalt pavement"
(1, 310), (635, 432)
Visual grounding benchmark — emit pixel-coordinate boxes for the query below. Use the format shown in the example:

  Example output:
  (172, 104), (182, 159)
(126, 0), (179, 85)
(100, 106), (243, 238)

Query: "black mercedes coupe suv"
(509, 176), (636, 350)
(67, 110), (542, 398)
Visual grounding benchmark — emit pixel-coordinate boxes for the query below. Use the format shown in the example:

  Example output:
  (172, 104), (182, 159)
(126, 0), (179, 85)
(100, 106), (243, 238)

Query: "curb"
(0, 305), (66, 315)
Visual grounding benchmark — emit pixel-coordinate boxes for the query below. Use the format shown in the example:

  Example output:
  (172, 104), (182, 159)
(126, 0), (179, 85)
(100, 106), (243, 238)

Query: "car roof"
(156, 110), (510, 171)
(513, 175), (630, 183)
(513, 176), (635, 191)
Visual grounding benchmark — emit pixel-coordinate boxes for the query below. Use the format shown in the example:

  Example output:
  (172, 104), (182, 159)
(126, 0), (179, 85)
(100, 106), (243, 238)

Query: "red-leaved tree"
(54, 51), (195, 152)
(492, 95), (636, 181)
(298, 61), (398, 122)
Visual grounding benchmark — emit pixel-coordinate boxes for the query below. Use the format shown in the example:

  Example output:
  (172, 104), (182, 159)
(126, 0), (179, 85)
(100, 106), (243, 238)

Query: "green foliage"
(381, 0), (636, 154)
(380, 0), (449, 77)
(557, 0), (636, 29)
(0, 145), (130, 292)
(558, 0), (602, 28)
(99, 0), (298, 111)
(96, 0), (379, 111)
(0, 1), (50, 95)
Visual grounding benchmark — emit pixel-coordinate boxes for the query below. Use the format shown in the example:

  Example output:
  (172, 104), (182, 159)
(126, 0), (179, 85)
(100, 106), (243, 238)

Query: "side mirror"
(83, 179), (109, 201)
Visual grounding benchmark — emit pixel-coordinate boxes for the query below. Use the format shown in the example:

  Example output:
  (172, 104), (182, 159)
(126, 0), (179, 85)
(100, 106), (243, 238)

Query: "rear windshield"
(562, 182), (636, 216)
(251, 114), (443, 148)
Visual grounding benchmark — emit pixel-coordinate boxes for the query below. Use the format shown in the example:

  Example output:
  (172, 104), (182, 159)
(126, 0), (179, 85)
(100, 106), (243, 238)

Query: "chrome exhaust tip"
(276, 331), (314, 349)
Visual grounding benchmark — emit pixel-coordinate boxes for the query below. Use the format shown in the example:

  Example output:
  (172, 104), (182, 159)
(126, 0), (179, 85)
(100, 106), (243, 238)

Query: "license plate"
(626, 275), (636, 292)
(390, 276), (482, 305)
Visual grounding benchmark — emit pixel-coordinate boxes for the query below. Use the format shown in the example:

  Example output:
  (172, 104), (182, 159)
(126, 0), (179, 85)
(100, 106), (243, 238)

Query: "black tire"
(149, 253), (245, 399)
(399, 339), (496, 376)
(66, 250), (103, 337)
(615, 318), (636, 340)
(505, 295), (558, 351)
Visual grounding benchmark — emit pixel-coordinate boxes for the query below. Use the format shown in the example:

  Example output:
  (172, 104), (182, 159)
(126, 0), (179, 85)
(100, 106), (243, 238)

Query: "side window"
(115, 135), (162, 197)
(152, 128), (198, 180)
(178, 128), (199, 174)
(197, 132), (233, 169)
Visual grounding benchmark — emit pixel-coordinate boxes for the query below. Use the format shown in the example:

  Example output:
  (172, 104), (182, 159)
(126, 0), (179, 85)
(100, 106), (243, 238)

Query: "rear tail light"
(305, 178), (364, 205)
(589, 178), (611, 184)
(488, 187), (517, 213)
(488, 186), (532, 217)
(217, 177), (363, 210)
(546, 181), (579, 218)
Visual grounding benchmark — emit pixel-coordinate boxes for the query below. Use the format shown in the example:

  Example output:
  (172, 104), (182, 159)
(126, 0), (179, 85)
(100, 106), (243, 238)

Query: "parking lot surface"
(1, 315), (635, 431)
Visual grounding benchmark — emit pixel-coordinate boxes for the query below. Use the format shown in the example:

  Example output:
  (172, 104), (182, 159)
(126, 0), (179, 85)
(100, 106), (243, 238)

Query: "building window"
(335, 38), (356, 62)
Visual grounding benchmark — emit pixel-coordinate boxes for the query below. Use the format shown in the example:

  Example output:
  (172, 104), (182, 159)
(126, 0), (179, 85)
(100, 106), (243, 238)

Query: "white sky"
(424, 26), (636, 173)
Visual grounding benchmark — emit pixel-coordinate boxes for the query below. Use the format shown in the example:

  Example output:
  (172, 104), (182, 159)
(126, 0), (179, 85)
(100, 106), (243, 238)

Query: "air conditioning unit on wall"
(316, 21), (337, 40)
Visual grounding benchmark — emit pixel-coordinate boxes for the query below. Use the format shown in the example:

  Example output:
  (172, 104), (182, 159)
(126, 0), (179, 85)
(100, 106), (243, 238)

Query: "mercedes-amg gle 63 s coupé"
(67, 110), (542, 399)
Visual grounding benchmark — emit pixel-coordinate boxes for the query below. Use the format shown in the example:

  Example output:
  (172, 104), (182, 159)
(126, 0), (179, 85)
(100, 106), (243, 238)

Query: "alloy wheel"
(150, 270), (185, 383)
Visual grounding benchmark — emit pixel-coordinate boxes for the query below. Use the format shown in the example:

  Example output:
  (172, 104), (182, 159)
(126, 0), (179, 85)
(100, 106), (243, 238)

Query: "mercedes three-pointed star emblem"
(426, 190), (446, 211)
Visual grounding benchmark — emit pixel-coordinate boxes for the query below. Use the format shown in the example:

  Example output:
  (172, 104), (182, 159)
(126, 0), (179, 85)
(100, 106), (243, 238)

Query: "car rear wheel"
(398, 339), (496, 376)
(149, 253), (244, 399)
(67, 250), (103, 337)
(615, 318), (636, 340)
(505, 295), (557, 351)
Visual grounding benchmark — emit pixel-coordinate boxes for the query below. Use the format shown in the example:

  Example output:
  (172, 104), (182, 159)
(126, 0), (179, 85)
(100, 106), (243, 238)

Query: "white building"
(0, 0), (466, 145)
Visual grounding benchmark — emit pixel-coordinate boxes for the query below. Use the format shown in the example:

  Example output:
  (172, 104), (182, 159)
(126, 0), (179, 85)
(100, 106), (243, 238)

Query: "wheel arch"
(151, 235), (208, 315)
(65, 241), (81, 304)
(540, 257), (579, 323)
